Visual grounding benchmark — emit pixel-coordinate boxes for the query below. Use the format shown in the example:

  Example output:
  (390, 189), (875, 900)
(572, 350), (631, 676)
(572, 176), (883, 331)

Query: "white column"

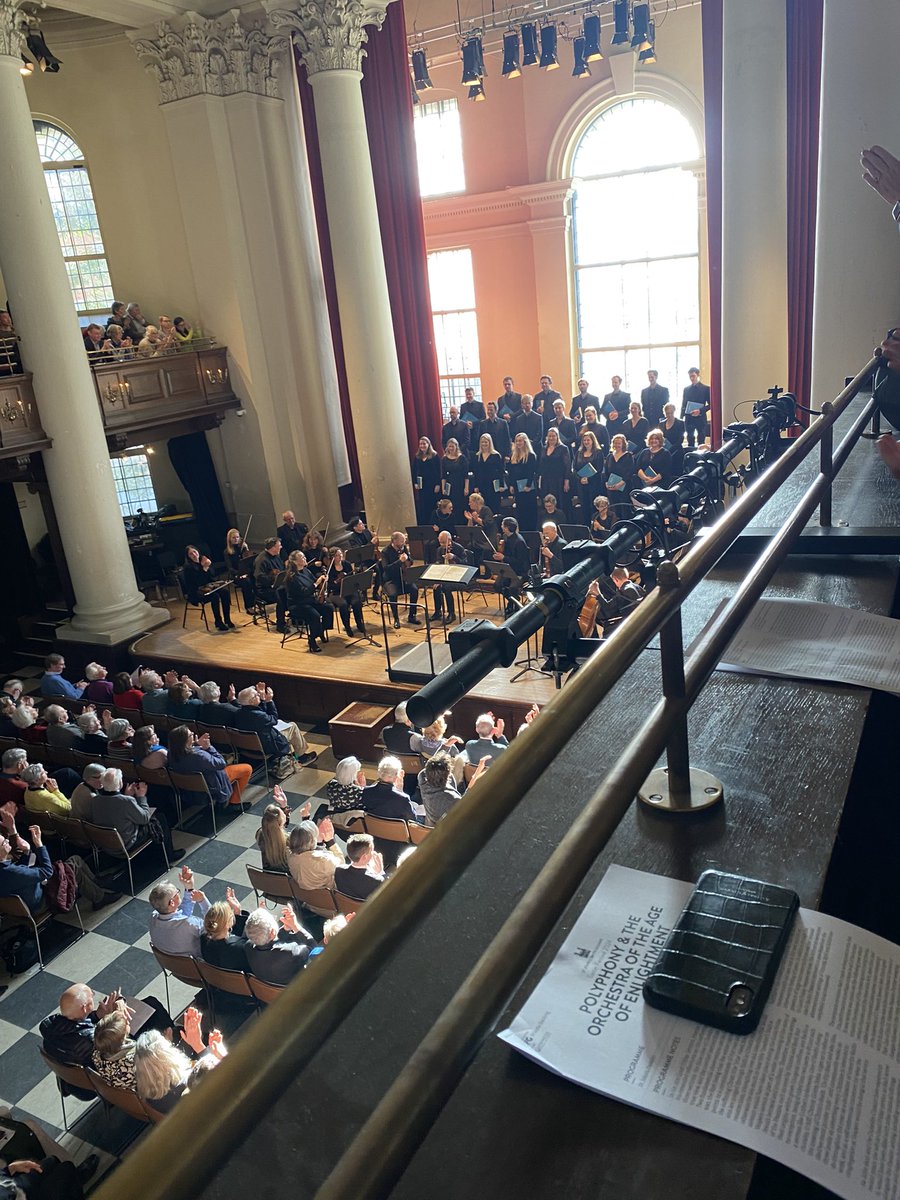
(267, 0), (415, 537)
(0, 3), (167, 644)
(721, 0), (789, 412)
(812, 0), (900, 403)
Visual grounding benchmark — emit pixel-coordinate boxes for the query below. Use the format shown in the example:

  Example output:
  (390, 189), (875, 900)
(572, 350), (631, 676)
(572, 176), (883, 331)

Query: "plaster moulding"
(264, 0), (391, 76)
(424, 179), (573, 232)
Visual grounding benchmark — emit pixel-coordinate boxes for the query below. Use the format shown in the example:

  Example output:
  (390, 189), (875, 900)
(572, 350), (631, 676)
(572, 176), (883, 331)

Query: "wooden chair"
(39, 1048), (97, 1131)
(408, 822), (432, 845)
(166, 769), (218, 838)
(334, 890), (364, 916)
(45, 745), (79, 770)
(195, 723), (236, 763)
(363, 814), (413, 845)
(396, 753), (424, 777)
(82, 820), (168, 896)
(150, 945), (207, 1014)
(48, 813), (98, 869)
(0, 894), (81, 970)
(291, 884), (338, 917)
(112, 703), (140, 722)
(86, 1068), (151, 1124)
(136, 763), (179, 817)
(225, 727), (270, 790)
(246, 865), (297, 908)
(194, 960), (256, 1015)
(117, 758), (140, 784)
(247, 975), (286, 1006)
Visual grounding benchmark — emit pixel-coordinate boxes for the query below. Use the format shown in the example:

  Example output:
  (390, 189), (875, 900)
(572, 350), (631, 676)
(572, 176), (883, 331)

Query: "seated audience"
(200, 890), (249, 971)
(91, 1009), (137, 1089)
(70, 763), (104, 820)
(1, 820), (119, 911)
(148, 867), (210, 955)
(307, 914), (350, 961)
(0, 747), (28, 811)
(81, 663), (114, 704)
(172, 316), (195, 348)
(409, 715), (464, 761)
(138, 669), (174, 715)
(256, 802), (290, 872)
(134, 1031), (192, 1114)
(166, 681), (203, 720)
(123, 301), (148, 343)
(112, 670), (144, 711)
(314, 756), (367, 826)
(381, 701), (418, 753)
(361, 757), (417, 821)
(232, 684), (315, 765)
(106, 718), (134, 758)
(419, 752), (488, 827)
(333, 833), (384, 901)
(41, 984), (132, 1067)
(132, 725), (168, 770)
(39, 653), (86, 700)
(166, 725), (251, 809)
(91, 767), (181, 862)
(45, 704), (82, 750)
(137, 325), (163, 357)
(0, 686), (37, 735)
(196, 680), (240, 726)
(243, 906), (313, 985)
(0, 694), (25, 737)
(462, 714), (509, 770)
(22, 763), (71, 817)
(288, 819), (344, 912)
(105, 322), (133, 357)
(76, 710), (109, 756)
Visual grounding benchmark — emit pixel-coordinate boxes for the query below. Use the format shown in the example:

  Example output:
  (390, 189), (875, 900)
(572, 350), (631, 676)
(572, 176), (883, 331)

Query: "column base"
(56, 601), (172, 647)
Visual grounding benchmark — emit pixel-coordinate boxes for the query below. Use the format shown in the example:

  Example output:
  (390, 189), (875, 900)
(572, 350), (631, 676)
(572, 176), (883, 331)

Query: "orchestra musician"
(301, 528), (327, 572)
(325, 547), (367, 638)
(431, 497), (457, 539)
(183, 545), (234, 632)
(254, 536), (288, 633)
(540, 522), (568, 577)
(464, 492), (498, 575)
(491, 516), (530, 617)
(381, 531), (422, 629)
(412, 436), (441, 524)
(507, 433), (539, 532)
(441, 438), (470, 516)
(347, 515), (381, 599)
(590, 495), (614, 540)
(431, 530), (471, 624)
(285, 550), (334, 653)
(277, 510), (308, 556)
(224, 527), (255, 609)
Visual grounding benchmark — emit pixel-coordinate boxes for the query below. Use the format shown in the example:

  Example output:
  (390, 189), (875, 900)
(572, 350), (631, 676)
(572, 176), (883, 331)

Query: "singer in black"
(602, 376), (630, 437)
(471, 434), (506, 503)
(661, 402), (686, 471)
(492, 516), (531, 617)
(574, 430), (605, 513)
(285, 550), (334, 653)
(680, 367), (711, 448)
(382, 532), (422, 629)
(431, 530), (471, 624)
(441, 406), (471, 455)
(326, 547), (367, 638)
(635, 429), (674, 488)
(507, 432), (539, 531)
(412, 437), (442, 524)
(641, 370), (669, 428)
(441, 438), (470, 516)
(183, 545), (233, 631)
(579, 406), (609, 453)
(603, 434), (635, 511)
(538, 427), (573, 519)
(570, 378), (600, 425)
(477, 402), (511, 459)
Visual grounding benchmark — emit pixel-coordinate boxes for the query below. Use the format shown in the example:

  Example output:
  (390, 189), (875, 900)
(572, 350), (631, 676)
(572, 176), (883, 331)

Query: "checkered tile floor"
(0, 726), (336, 1186)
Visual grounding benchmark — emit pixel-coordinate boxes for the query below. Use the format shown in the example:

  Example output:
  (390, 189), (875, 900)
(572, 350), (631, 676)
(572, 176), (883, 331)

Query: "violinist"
(590, 495), (614, 541)
(464, 493), (498, 575)
(540, 522), (567, 577)
(381, 531), (422, 629)
(431, 530), (470, 624)
(347, 515), (381, 601)
(277, 510), (308, 556)
(224, 527), (255, 609)
(254, 536), (288, 633)
(507, 432), (538, 532)
(326, 547), (367, 638)
(441, 437), (469, 515)
(285, 550), (334, 653)
(636, 429), (674, 488)
(491, 516), (530, 617)
(412, 436), (441, 524)
(183, 545), (234, 632)
(301, 528), (327, 572)
(431, 497), (457, 538)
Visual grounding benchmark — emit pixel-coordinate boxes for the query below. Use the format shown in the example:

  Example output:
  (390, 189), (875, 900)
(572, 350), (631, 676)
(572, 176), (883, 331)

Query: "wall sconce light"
(19, 55), (34, 76)
(611, 0), (630, 46)
(521, 22), (539, 67)
(539, 23), (559, 70)
(104, 380), (131, 406)
(411, 48), (433, 90)
(205, 368), (228, 385)
(502, 30), (521, 78)
(582, 13), (603, 62)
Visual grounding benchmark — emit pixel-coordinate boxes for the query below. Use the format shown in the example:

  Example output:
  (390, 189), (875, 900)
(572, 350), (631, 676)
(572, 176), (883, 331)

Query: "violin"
(316, 551), (334, 601)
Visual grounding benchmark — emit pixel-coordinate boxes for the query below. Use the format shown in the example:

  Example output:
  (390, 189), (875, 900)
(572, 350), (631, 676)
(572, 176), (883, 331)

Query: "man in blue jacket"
(38, 653), (87, 700)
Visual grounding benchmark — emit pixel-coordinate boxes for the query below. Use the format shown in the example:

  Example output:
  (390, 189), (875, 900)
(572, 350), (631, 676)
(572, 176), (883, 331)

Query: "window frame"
(414, 97), (466, 199)
(109, 452), (159, 518)
(427, 247), (482, 421)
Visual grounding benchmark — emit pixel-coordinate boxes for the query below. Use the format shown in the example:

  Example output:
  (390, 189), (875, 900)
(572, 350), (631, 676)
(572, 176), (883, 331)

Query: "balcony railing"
(0, 372), (51, 461)
(91, 345), (236, 429)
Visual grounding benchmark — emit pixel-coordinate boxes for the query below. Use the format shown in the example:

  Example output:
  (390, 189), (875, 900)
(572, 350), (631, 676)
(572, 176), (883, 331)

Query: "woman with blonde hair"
(256, 803), (290, 872)
(507, 432), (538, 531)
(224, 527), (254, 609)
(134, 1030), (193, 1114)
(604, 433), (635, 507)
(440, 437), (469, 517)
(471, 433), (505, 502)
(200, 890), (249, 971)
(412, 436), (441, 523)
(410, 715), (463, 760)
(538, 427), (572, 519)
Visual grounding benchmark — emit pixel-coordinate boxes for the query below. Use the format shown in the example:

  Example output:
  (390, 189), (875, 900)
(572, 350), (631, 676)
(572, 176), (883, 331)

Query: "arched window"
(571, 98), (701, 401)
(33, 120), (114, 319)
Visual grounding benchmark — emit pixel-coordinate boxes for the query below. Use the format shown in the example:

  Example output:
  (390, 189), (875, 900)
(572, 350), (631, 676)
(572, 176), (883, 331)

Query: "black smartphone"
(642, 870), (799, 1035)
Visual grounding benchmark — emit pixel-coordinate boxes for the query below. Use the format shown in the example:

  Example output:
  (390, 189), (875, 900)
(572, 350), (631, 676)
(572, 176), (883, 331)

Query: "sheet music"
(500, 865), (900, 1200)
(708, 598), (900, 695)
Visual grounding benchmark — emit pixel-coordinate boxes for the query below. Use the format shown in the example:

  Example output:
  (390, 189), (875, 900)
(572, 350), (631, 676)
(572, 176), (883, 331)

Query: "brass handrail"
(94, 357), (879, 1200)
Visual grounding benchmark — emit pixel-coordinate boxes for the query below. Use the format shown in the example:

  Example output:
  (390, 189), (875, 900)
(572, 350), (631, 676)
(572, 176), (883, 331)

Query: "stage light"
(410, 77), (420, 104)
(521, 22), (539, 66)
(461, 35), (484, 85)
(638, 22), (657, 65)
(539, 23), (559, 70)
(19, 55), (34, 75)
(501, 30), (521, 78)
(25, 30), (62, 73)
(572, 36), (591, 78)
(411, 48), (433, 90)
(582, 12), (603, 61)
(631, 3), (652, 51)
(611, 0), (630, 45)
(468, 81), (486, 101)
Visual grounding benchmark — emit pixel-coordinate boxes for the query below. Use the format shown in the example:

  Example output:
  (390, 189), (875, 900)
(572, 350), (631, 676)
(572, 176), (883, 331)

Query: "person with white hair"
(69, 763), (105, 821)
(92, 767), (182, 862)
(148, 866), (210, 956)
(0, 746), (28, 811)
(382, 700), (419, 754)
(315, 756), (367, 825)
(196, 680), (240, 726)
(462, 714), (509, 772)
(106, 718), (134, 758)
(287, 819), (344, 910)
(0, 679), (37, 733)
(81, 662), (114, 704)
(232, 683), (316, 765)
(243, 905), (314, 985)
(22, 763), (71, 817)
(0, 693), (26, 737)
(45, 703), (83, 750)
(361, 756), (417, 822)
(76, 710), (109, 756)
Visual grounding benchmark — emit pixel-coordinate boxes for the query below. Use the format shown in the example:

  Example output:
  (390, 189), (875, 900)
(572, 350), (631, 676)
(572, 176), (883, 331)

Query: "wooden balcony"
(0, 373), (52, 470)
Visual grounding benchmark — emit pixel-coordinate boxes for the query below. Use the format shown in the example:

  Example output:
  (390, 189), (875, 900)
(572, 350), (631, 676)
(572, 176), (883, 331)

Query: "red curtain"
(701, 0), (723, 444)
(361, 3), (443, 453)
(786, 0), (824, 425)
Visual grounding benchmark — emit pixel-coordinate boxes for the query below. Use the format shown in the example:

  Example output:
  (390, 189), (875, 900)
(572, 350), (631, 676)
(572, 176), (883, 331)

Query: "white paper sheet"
(712, 597), (900, 695)
(499, 865), (900, 1200)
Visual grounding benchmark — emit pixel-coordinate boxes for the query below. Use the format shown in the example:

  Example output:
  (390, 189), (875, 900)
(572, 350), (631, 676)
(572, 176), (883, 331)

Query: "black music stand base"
(638, 766), (724, 813)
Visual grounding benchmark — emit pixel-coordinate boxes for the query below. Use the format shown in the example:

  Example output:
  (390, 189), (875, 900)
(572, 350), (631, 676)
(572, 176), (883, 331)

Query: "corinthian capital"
(128, 9), (288, 104)
(0, 0), (27, 60)
(264, 0), (392, 77)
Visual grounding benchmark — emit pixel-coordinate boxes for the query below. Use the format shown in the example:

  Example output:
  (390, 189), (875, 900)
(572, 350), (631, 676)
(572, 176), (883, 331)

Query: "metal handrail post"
(819, 400), (834, 526)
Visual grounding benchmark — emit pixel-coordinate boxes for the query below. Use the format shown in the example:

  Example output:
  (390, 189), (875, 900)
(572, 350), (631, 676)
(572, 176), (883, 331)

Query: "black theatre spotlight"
(502, 30), (521, 78)
(461, 35), (484, 85)
(611, 0), (630, 46)
(521, 22), (539, 66)
(539, 23), (559, 70)
(410, 77), (420, 104)
(26, 30), (62, 73)
(639, 22), (657, 65)
(20, 54), (34, 75)
(631, 3), (652, 51)
(468, 81), (486, 101)
(582, 12), (603, 61)
(572, 36), (591, 78)
(411, 48), (433, 90)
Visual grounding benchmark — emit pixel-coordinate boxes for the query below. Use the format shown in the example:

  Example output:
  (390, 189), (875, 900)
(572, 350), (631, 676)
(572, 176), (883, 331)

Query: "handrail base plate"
(638, 766), (724, 813)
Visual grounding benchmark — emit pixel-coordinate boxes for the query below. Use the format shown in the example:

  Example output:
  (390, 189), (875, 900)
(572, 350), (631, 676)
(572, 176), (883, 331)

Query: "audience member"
(113, 670), (144, 710)
(138, 669), (173, 715)
(0, 748), (28, 811)
(200, 890), (249, 971)
(105, 718), (134, 758)
(382, 701), (417, 753)
(243, 906), (313, 985)
(137, 325), (163, 358)
(333, 833), (384, 900)
(134, 1031), (193, 1114)
(40, 982), (169, 1069)
(315, 756), (366, 826)
(39, 653), (86, 700)
(361, 757), (417, 821)
(232, 684), (315, 765)
(122, 302), (148, 343)
(91, 767), (181, 862)
(69, 763), (104, 820)
(76, 711), (109, 756)
(148, 867), (210, 955)
(2, 819), (119, 911)
(306, 914), (350, 961)
(166, 725), (251, 809)
(257, 801), (290, 872)
(287, 819), (343, 912)
(91, 1009), (137, 1089)
(81, 663), (114, 704)
(22, 763), (71, 817)
(463, 714), (508, 770)
(197, 680), (240, 726)
(419, 752), (487, 827)
(131, 725), (168, 770)
(166, 681), (202, 720)
(172, 316), (195, 348)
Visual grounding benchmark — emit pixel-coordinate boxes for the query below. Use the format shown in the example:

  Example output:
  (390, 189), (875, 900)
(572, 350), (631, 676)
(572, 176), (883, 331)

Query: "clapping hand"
(472, 755), (490, 783)
(200, 555), (212, 570)
(225, 886), (241, 914)
(28, 824), (42, 849)
(317, 817), (334, 842)
(207, 1028), (227, 1059)
(280, 906), (299, 934)
(273, 784), (290, 816)
(179, 865), (194, 890)
(226, 683), (236, 701)
(492, 717), (505, 738)
(861, 145), (900, 206)
(299, 799), (312, 820)
(180, 1006), (205, 1055)
(524, 703), (540, 725)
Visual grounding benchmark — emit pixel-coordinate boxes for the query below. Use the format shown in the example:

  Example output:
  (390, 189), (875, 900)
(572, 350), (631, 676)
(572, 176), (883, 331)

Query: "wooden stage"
(131, 590), (558, 735)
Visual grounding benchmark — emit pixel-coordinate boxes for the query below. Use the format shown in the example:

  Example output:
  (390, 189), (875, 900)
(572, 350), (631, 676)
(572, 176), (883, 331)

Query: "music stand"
(559, 523), (592, 542)
(420, 564), (477, 668)
(341, 568), (380, 647)
(405, 525), (435, 561)
(344, 544), (376, 568)
(454, 526), (495, 554)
